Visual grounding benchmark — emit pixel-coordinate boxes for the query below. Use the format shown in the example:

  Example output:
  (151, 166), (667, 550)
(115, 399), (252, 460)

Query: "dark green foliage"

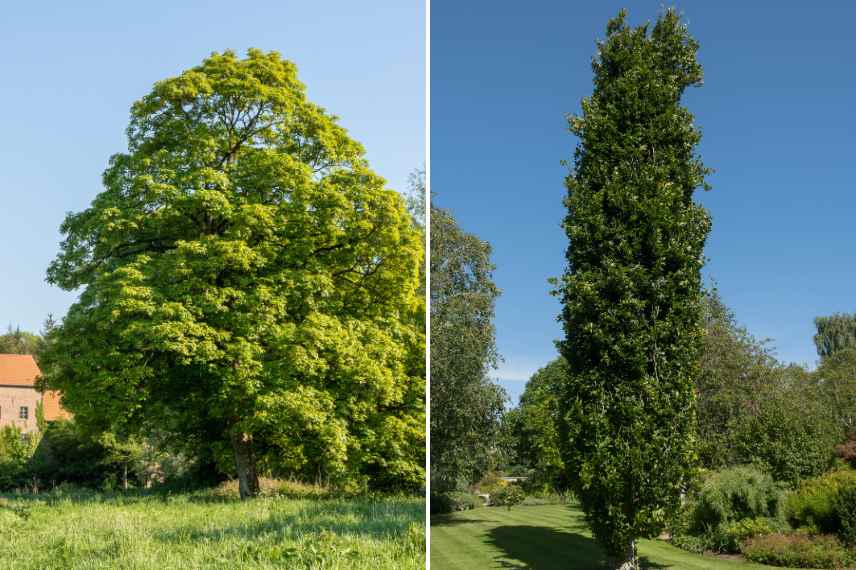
(29, 421), (113, 488)
(689, 467), (783, 532)
(814, 313), (856, 359)
(742, 533), (852, 569)
(491, 485), (525, 511)
(556, 9), (710, 561)
(430, 206), (506, 492)
(430, 491), (482, 515)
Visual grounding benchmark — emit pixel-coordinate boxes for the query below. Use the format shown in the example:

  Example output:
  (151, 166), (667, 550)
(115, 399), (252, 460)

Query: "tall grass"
(0, 482), (424, 569)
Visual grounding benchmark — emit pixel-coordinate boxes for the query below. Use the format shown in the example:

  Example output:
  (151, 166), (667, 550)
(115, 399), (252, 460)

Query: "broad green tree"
(815, 347), (856, 432)
(42, 50), (424, 498)
(556, 11), (711, 568)
(430, 205), (505, 492)
(514, 357), (567, 490)
(814, 313), (856, 360)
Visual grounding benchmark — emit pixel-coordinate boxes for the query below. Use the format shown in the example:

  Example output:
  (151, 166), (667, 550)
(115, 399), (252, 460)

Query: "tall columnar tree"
(814, 313), (856, 360)
(430, 205), (505, 492)
(42, 50), (424, 498)
(556, 10), (711, 568)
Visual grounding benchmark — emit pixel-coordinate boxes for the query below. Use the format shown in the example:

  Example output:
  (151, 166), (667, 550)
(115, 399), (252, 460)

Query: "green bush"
(785, 468), (856, 535)
(491, 485), (525, 511)
(691, 466), (783, 532)
(430, 491), (481, 514)
(673, 517), (787, 555)
(669, 533), (707, 554)
(742, 533), (852, 569)
(720, 517), (787, 553)
(835, 484), (856, 546)
(0, 426), (39, 490)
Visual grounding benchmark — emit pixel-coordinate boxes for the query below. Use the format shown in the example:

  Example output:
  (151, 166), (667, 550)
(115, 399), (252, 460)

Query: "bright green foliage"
(430, 206), (505, 492)
(556, 10), (711, 563)
(0, 489), (425, 570)
(41, 50), (424, 494)
(814, 313), (856, 359)
(492, 485), (525, 511)
(0, 427), (39, 489)
(785, 468), (856, 535)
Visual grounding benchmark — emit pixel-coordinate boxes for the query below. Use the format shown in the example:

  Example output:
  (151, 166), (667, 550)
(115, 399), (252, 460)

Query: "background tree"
(41, 50), (424, 499)
(430, 205), (505, 492)
(815, 347), (856, 432)
(0, 326), (42, 355)
(696, 287), (778, 468)
(814, 313), (856, 359)
(556, 10), (711, 569)
(514, 357), (567, 490)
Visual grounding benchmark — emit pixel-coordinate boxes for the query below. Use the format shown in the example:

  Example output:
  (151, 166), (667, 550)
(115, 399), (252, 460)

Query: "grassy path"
(0, 490), (424, 569)
(431, 504), (795, 569)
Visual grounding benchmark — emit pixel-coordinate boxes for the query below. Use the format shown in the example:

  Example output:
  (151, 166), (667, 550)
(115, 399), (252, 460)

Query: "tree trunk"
(122, 464), (128, 491)
(231, 431), (260, 500)
(611, 539), (639, 570)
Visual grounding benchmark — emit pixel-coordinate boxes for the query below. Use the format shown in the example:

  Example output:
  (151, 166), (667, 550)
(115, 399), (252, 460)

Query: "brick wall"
(0, 386), (42, 432)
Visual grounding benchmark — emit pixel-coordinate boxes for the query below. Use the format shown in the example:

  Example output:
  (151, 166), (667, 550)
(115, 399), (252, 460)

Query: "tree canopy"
(41, 49), (424, 498)
(430, 205), (505, 492)
(556, 10), (711, 568)
(815, 313), (856, 360)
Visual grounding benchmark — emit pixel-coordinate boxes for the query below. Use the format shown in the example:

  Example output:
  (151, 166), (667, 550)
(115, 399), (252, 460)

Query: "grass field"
(0, 486), (424, 569)
(431, 503), (797, 570)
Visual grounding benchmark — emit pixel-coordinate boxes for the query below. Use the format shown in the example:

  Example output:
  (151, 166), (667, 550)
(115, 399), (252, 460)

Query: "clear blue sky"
(0, 0), (424, 335)
(432, 1), (856, 405)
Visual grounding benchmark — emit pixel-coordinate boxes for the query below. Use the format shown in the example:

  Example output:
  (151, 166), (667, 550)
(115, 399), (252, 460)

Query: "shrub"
(475, 472), (506, 495)
(430, 491), (481, 514)
(690, 466), (783, 532)
(742, 533), (852, 569)
(785, 468), (856, 534)
(0, 427), (38, 490)
(835, 484), (856, 546)
(720, 517), (787, 553)
(492, 485), (525, 511)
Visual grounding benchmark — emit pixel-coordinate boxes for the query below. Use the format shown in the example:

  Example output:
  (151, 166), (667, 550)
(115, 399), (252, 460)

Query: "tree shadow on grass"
(431, 515), (502, 527)
(487, 526), (670, 570)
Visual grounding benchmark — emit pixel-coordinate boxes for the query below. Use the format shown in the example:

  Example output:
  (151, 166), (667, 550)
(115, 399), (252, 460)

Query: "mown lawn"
(431, 503), (797, 570)
(0, 488), (424, 569)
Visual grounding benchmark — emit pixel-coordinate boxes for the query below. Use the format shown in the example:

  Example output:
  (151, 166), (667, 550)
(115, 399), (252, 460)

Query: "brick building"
(0, 354), (67, 431)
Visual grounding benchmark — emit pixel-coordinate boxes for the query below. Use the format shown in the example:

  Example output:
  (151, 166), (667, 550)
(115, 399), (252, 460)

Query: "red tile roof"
(0, 354), (41, 386)
(0, 354), (70, 421)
